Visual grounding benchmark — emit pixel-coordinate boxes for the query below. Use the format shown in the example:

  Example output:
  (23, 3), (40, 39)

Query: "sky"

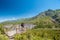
(0, 0), (60, 22)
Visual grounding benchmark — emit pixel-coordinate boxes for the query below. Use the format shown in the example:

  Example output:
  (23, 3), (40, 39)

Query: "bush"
(14, 29), (60, 40)
(0, 34), (9, 40)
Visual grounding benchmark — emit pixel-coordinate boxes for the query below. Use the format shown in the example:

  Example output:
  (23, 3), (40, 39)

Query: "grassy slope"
(14, 28), (60, 40)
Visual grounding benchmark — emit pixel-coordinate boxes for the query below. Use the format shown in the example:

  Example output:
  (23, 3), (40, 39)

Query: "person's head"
(21, 23), (24, 27)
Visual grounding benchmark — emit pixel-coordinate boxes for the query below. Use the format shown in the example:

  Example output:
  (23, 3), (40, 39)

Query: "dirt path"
(10, 39), (14, 40)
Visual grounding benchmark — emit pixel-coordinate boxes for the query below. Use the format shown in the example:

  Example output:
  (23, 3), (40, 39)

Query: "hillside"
(15, 9), (60, 24)
(29, 9), (60, 23)
(14, 29), (60, 40)
(24, 9), (60, 28)
(0, 9), (60, 40)
(37, 9), (60, 23)
(1, 9), (60, 28)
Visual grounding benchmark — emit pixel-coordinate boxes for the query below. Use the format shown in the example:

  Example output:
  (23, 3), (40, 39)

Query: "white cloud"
(0, 17), (17, 22)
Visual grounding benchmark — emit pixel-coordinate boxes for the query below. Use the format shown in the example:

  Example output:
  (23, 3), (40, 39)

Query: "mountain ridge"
(1, 9), (60, 26)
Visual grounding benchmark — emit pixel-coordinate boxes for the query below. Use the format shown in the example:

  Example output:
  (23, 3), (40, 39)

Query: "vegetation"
(0, 24), (5, 34)
(14, 9), (60, 40)
(0, 34), (9, 40)
(0, 24), (9, 40)
(14, 29), (60, 40)
(0, 9), (60, 40)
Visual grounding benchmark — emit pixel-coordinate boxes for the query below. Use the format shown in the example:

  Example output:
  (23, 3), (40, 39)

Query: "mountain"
(1, 9), (60, 28)
(0, 9), (60, 40)
(24, 9), (60, 28)
(33, 9), (60, 23)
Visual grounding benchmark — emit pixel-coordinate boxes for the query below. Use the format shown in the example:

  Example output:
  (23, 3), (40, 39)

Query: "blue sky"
(0, 0), (60, 22)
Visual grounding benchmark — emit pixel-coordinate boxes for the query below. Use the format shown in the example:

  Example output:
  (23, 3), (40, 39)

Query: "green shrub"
(0, 34), (9, 40)
(14, 29), (60, 40)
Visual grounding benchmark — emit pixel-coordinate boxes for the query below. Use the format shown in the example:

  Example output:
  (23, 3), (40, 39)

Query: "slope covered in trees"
(14, 29), (60, 40)
(24, 9), (60, 28)
(0, 9), (60, 40)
